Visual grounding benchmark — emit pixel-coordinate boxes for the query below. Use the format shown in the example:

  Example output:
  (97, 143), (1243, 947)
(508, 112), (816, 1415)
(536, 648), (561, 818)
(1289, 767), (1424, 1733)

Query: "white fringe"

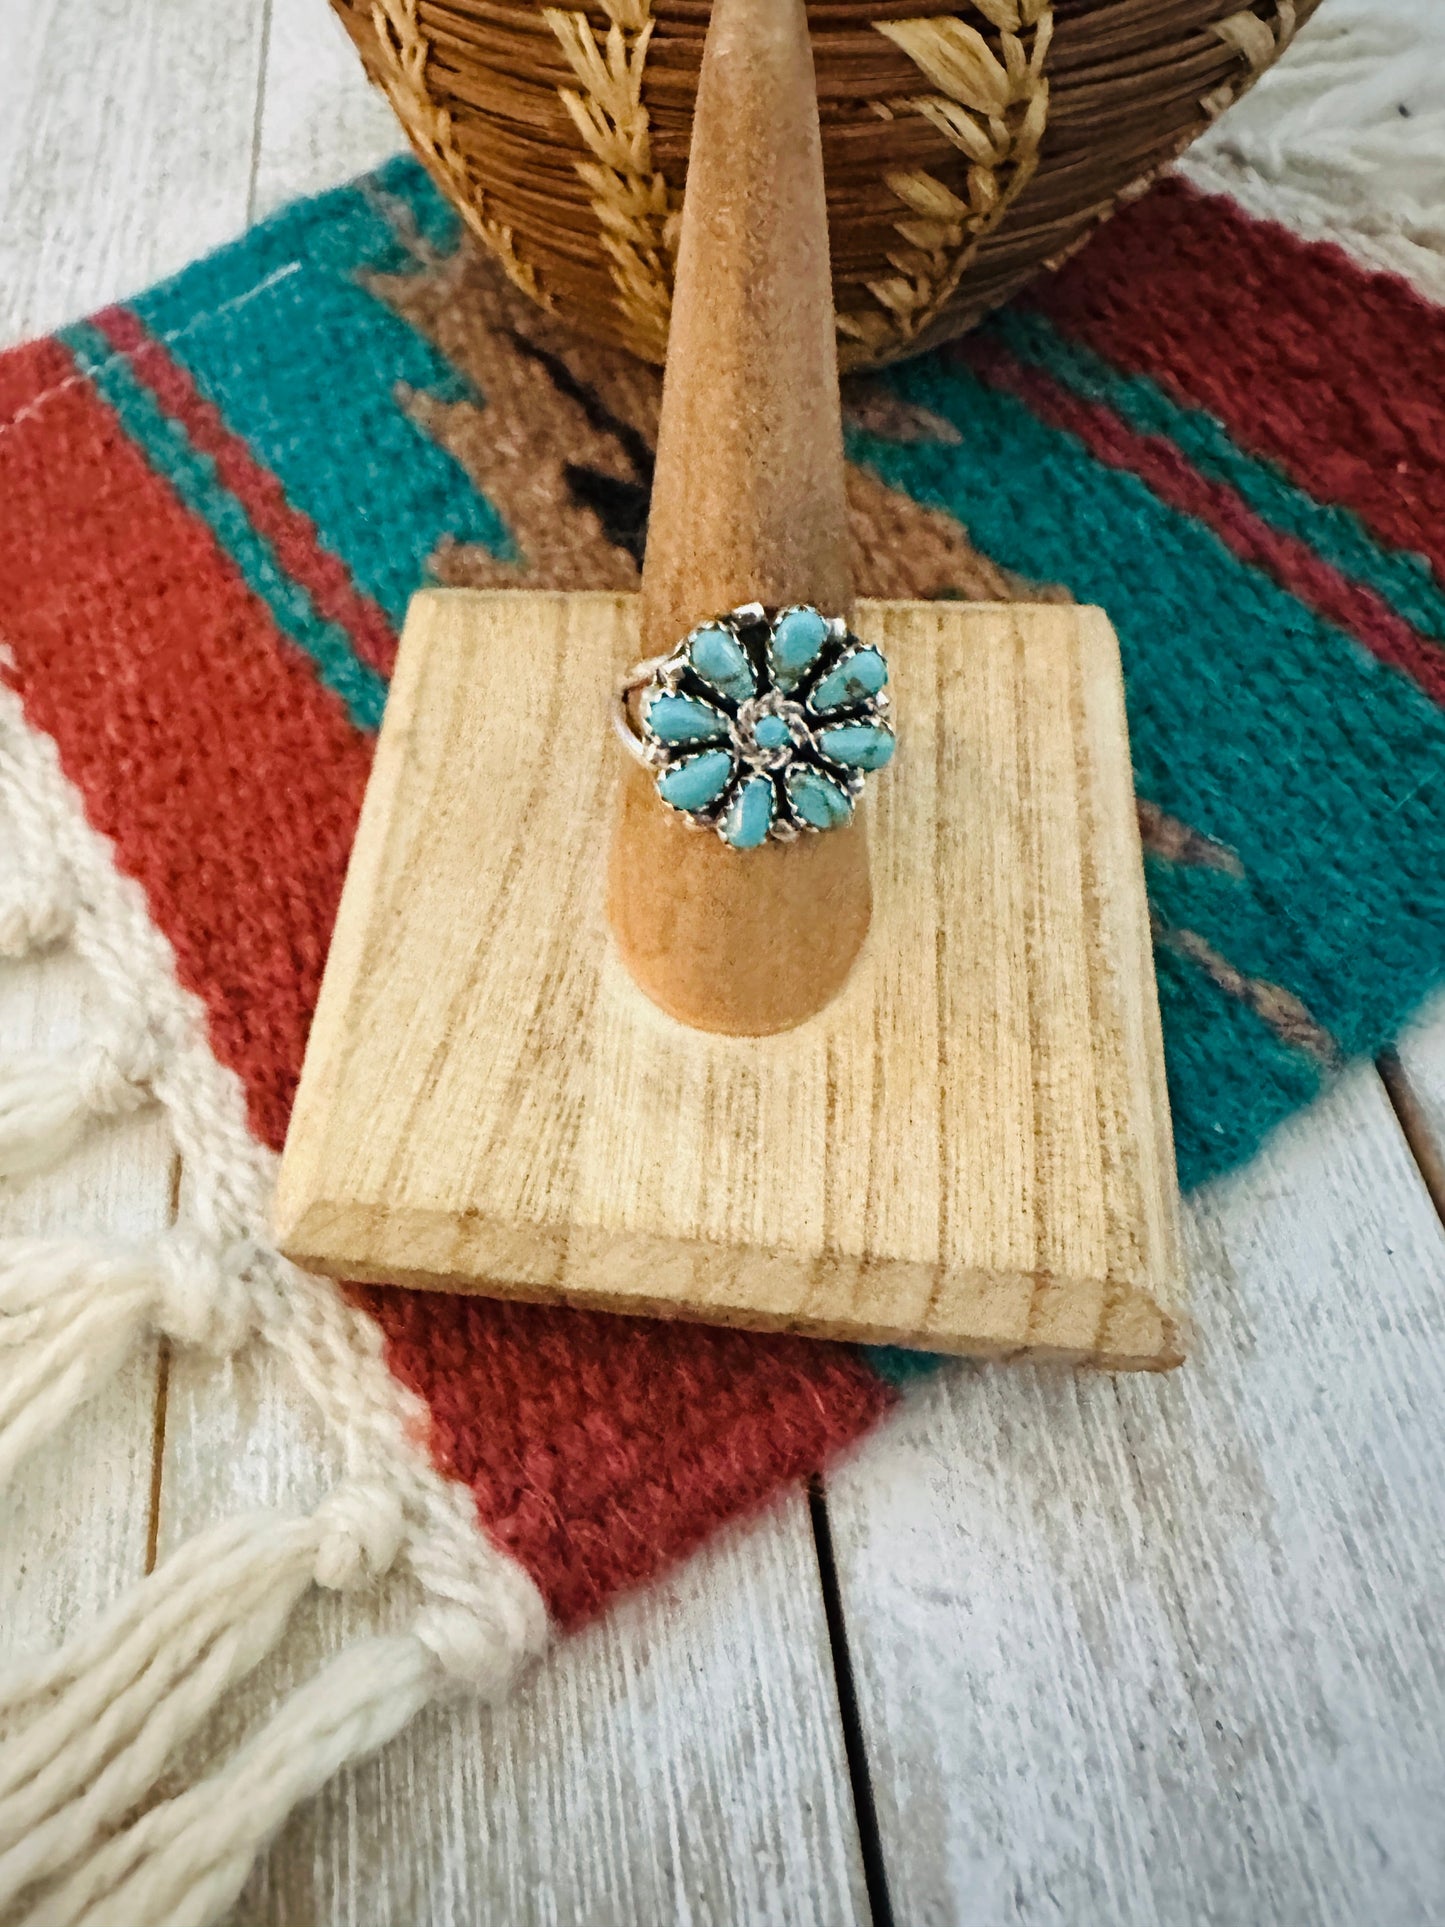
(0, 1487), (391, 1896)
(0, 10), (1434, 1907)
(0, 763), (77, 959)
(0, 1505), (541, 1926)
(0, 689), (550, 1924)
(1, 9), (1439, 1911)
(14, 1580), (535, 1927)
(0, 1491), (401, 1908)
(20, 1618), (522, 1927)
(0, 1032), (161, 1180)
(0, 869), (75, 959)
(0, 1231), (253, 1489)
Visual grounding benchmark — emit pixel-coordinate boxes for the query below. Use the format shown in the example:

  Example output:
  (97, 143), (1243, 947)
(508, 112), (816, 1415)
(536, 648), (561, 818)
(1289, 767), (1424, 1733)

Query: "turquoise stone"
(657, 749), (734, 813)
(787, 767), (854, 830)
(769, 606), (829, 690)
(689, 624), (756, 702)
(645, 692), (729, 745)
(818, 722), (895, 771)
(809, 646), (888, 715)
(753, 712), (793, 751)
(722, 774), (775, 850)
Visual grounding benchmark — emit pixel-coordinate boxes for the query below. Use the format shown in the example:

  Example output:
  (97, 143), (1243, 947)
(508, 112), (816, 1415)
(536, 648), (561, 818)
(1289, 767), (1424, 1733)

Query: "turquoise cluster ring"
(614, 603), (895, 850)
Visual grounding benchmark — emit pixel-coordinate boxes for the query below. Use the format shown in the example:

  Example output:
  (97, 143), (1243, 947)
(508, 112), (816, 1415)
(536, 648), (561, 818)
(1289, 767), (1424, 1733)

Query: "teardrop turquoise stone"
(818, 723), (895, 771)
(722, 774), (775, 849)
(657, 749), (735, 813)
(770, 606), (829, 690)
(645, 693), (729, 744)
(787, 766), (854, 829)
(809, 646), (888, 715)
(689, 624), (756, 702)
(753, 713), (793, 751)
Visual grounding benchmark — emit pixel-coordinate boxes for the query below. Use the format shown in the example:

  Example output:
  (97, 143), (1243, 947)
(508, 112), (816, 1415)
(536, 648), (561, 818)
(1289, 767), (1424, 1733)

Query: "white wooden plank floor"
(826, 1064), (1445, 1925)
(2, 4), (1443, 1923)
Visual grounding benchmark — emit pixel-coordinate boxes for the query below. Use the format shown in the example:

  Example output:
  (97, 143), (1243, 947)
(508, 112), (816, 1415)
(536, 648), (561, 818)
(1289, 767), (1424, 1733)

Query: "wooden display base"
(273, 589), (1185, 1368)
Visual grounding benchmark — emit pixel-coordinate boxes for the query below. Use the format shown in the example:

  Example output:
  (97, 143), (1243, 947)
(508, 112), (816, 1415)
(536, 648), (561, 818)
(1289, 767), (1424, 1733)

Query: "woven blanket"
(1, 16), (1444, 1918)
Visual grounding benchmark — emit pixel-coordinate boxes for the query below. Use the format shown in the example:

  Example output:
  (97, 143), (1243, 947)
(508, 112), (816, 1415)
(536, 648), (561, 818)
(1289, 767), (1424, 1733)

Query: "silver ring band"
(613, 657), (671, 765)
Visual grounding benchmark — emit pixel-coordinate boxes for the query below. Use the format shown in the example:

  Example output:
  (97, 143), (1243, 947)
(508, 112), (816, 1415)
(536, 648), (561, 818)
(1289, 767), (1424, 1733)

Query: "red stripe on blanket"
(0, 336), (77, 431)
(0, 358), (373, 1143)
(369, 1287), (894, 1627)
(91, 305), (399, 678)
(962, 338), (1445, 710)
(1031, 179), (1445, 587)
(0, 363), (892, 1627)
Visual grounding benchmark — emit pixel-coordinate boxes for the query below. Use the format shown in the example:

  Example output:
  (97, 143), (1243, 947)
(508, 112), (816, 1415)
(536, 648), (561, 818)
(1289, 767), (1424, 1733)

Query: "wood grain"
(158, 1338), (868, 1927)
(8, 5), (1445, 1924)
(0, 935), (175, 1660)
(0, 0), (264, 1663)
(826, 1064), (1445, 1925)
(0, 0), (267, 344)
(0, 9), (866, 1918)
(151, 15), (872, 1925)
(249, 0), (399, 222)
(275, 589), (1183, 1364)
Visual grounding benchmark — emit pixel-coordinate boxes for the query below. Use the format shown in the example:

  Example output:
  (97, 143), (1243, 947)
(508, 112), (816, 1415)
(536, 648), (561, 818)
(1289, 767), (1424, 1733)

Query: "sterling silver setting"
(614, 602), (896, 850)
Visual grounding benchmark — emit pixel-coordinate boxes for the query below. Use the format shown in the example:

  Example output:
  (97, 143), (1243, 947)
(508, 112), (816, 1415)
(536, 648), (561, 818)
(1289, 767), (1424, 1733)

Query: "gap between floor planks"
(821, 1030), (1445, 1927)
(5, 0), (1445, 1920)
(0, 6), (876, 1923)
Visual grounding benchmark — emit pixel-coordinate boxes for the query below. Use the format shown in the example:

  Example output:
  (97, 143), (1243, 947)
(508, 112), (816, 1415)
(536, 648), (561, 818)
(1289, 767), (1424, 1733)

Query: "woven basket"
(332, 0), (1313, 369)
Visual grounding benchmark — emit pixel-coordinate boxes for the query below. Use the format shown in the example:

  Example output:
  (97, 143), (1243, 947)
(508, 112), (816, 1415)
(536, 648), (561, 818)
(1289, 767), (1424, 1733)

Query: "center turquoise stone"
(752, 713), (793, 752)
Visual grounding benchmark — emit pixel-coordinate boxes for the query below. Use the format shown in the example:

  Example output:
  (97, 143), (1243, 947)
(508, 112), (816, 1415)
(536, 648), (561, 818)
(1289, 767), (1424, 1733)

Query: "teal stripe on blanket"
(127, 157), (513, 631)
(850, 357), (1445, 1191)
(989, 307), (1445, 646)
(61, 319), (388, 731)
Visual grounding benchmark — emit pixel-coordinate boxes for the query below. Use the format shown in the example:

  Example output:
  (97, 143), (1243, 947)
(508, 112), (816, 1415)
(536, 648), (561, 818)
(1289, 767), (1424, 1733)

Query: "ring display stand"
(272, 0), (1184, 1368)
(274, 587), (1183, 1366)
